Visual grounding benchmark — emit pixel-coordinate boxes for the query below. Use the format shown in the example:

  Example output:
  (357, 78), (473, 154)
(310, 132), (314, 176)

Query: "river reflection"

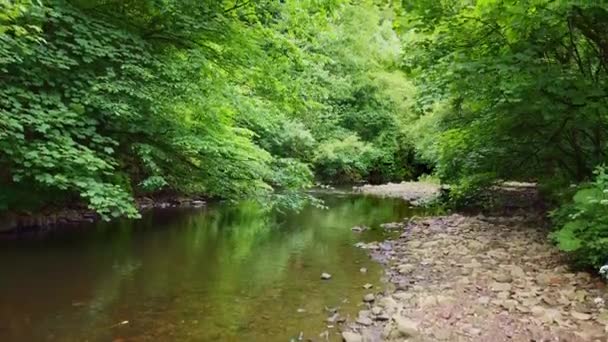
(0, 194), (427, 341)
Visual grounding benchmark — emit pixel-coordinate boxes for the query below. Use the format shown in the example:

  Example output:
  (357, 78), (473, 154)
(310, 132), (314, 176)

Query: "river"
(0, 194), (426, 341)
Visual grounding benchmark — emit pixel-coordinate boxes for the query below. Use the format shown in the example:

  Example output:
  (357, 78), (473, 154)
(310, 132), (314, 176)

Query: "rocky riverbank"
(340, 213), (608, 342)
(353, 182), (441, 206)
(0, 196), (206, 233)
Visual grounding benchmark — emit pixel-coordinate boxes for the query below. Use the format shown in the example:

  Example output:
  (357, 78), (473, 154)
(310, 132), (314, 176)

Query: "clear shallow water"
(0, 194), (425, 342)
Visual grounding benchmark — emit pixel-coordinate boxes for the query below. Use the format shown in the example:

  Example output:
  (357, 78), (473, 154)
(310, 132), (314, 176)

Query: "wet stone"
(363, 293), (375, 303)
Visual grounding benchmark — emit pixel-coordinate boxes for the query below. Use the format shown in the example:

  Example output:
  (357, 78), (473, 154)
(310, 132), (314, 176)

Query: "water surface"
(0, 194), (424, 341)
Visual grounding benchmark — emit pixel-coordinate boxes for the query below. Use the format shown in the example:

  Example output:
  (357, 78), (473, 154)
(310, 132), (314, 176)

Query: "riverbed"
(0, 194), (429, 341)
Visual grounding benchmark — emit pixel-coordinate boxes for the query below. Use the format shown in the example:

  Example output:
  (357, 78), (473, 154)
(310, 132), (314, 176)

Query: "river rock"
(321, 273), (332, 280)
(531, 306), (545, 317)
(381, 222), (403, 230)
(478, 296), (491, 305)
(360, 267), (367, 273)
(356, 316), (373, 326)
(466, 327), (482, 336)
(537, 308), (562, 324)
(593, 297), (605, 308)
(500, 299), (518, 311)
(597, 311), (608, 324)
(378, 296), (398, 310)
(571, 310), (592, 321)
(493, 273), (513, 283)
(463, 259), (482, 269)
(510, 265), (526, 278)
(379, 242), (392, 251)
(325, 312), (346, 324)
(363, 293), (375, 302)
(191, 200), (205, 207)
(398, 264), (415, 274)
(418, 295), (438, 307)
(393, 315), (419, 337)
(536, 273), (551, 286)
(342, 331), (362, 342)
(460, 267), (472, 276)
(495, 290), (510, 300)
(433, 328), (451, 340)
(490, 282), (512, 292)
(408, 241), (422, 249)
(363, 283), (373, 289)
(392, 292), (414, 301)
(574, 290), (587, 302)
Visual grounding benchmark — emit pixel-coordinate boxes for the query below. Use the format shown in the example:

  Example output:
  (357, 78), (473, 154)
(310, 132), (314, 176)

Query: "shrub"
(313, 135), (377, 183)
(445, 172), (497, 209)
(550, 166), (608, 269)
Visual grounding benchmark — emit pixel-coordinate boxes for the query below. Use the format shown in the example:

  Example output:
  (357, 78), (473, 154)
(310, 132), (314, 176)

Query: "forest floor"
(340, 183), (608, 342)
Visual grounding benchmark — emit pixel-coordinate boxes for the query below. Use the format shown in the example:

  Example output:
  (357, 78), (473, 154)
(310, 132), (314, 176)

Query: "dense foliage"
(550, 166), (608, 268)
(1, 0), (415, 219)
(402, 0), (608, 190)
(399, 1), (608, 268)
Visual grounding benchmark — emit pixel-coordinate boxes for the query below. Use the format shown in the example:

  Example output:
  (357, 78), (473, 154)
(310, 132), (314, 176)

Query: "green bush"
(445, 173), (497, 209)
(550, 166), (608, 268)
(313, 135), (377, 184)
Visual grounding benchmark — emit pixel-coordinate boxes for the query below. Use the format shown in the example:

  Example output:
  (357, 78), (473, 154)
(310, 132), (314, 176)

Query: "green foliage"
(0, 0), (419, 219)
(1, 1), (147, 219)
(444, 173), (498, 209)
(551, 166), (608, 268)
(266, 158), (320, 211)
(403, 1), (608, 186)
(313, 135), (378, 183)
(0, 0), (286, 218)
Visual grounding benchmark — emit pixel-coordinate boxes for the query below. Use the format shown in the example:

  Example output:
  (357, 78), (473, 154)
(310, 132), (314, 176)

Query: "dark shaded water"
(0, 194), (425, 341)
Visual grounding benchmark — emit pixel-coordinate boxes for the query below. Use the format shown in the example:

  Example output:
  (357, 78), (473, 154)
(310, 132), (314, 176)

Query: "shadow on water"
(0, 194), (431, 342)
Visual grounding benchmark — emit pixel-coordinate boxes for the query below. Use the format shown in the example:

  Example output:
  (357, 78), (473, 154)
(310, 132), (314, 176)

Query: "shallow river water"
(0, 194), (426, 341)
